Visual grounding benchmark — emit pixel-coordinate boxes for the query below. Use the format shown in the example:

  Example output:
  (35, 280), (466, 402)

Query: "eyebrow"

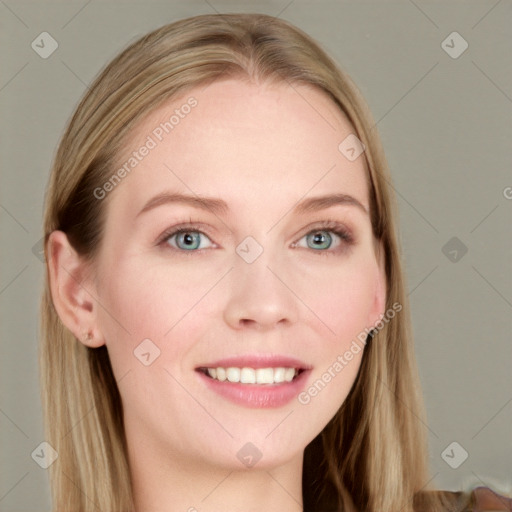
(136, 191), (368, 218)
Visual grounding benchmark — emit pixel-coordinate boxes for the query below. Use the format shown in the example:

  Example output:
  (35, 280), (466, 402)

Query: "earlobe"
(46, 230), (105, 348)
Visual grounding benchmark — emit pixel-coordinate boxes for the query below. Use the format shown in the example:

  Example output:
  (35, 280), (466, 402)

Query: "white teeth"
(256, 368), (274, 384)
(240, 367), (256, 384)
(273, 367), (285, 383)
(226, 367), (240, 382)
(205, 366), (299, 385)
(284, 368), (296, 382)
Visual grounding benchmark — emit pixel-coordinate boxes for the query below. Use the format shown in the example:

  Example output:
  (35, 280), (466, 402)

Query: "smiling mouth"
(197, 366), (306, 385)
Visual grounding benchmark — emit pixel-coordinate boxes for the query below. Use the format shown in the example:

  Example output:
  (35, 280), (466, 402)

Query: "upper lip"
(196, 354), (312, 370)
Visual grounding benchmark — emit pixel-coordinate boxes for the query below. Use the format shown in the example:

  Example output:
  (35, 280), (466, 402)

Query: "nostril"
(239, 318), (257, 327)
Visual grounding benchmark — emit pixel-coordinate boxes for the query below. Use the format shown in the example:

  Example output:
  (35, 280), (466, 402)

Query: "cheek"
(94, 256), (215, 376)
(293, 259), (374, 419)
(294, 254), (377, 343)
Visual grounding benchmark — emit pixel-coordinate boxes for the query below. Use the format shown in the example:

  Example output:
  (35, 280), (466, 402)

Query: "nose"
(223, 248), (300, 331)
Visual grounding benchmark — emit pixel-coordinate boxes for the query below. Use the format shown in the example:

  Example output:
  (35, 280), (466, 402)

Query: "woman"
(40, 13), (510, 512)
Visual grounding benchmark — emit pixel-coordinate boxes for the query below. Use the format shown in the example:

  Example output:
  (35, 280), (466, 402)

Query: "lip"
(195, 354), (312, 409)
(196, 354), (311, 370)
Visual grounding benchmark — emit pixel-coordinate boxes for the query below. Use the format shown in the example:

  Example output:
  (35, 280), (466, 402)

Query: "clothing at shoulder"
(420, 486), (512, 512)
(468, 487), (512, 512)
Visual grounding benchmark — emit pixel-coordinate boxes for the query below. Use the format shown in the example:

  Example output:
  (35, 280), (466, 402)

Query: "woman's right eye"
(162, 229), (214, 252)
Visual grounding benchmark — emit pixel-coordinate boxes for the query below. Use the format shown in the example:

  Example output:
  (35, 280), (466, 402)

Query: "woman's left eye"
(294, 225), (353, 253)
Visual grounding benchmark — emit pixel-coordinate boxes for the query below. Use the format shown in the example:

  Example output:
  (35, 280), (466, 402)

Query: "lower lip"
(196, 370), (311, 408)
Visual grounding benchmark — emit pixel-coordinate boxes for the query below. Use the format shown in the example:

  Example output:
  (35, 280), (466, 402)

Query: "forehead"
(109, 78), (369, 216)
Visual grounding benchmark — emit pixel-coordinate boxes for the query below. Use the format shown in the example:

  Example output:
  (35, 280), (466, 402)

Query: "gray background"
(1, 0), (511, 509)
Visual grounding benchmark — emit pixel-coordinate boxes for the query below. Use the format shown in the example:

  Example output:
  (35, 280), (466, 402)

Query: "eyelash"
(156, 218), (355, 257)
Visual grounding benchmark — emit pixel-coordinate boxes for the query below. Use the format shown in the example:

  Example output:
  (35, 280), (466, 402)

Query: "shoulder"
(416, 486), (512, 512)
(469, 486), (512, 511)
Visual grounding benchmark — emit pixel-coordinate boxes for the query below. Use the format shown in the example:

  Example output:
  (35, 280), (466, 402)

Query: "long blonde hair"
(41, 13), (451, 511)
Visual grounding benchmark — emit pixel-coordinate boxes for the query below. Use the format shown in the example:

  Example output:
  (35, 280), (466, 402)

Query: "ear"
(46, 230), (104, 347)
(367, 239), (387, 329)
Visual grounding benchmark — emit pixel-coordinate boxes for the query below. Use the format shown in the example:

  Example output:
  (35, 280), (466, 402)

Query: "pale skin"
(48, 79), (386, 511)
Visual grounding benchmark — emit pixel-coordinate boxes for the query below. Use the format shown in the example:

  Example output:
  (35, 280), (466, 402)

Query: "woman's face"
(89, 78), (385, 470)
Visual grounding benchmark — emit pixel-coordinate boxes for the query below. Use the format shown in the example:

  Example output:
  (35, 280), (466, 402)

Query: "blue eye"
(305, 230), (334, 250)
(293, 222), (354, 254)
(164, 230), (213, 251)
